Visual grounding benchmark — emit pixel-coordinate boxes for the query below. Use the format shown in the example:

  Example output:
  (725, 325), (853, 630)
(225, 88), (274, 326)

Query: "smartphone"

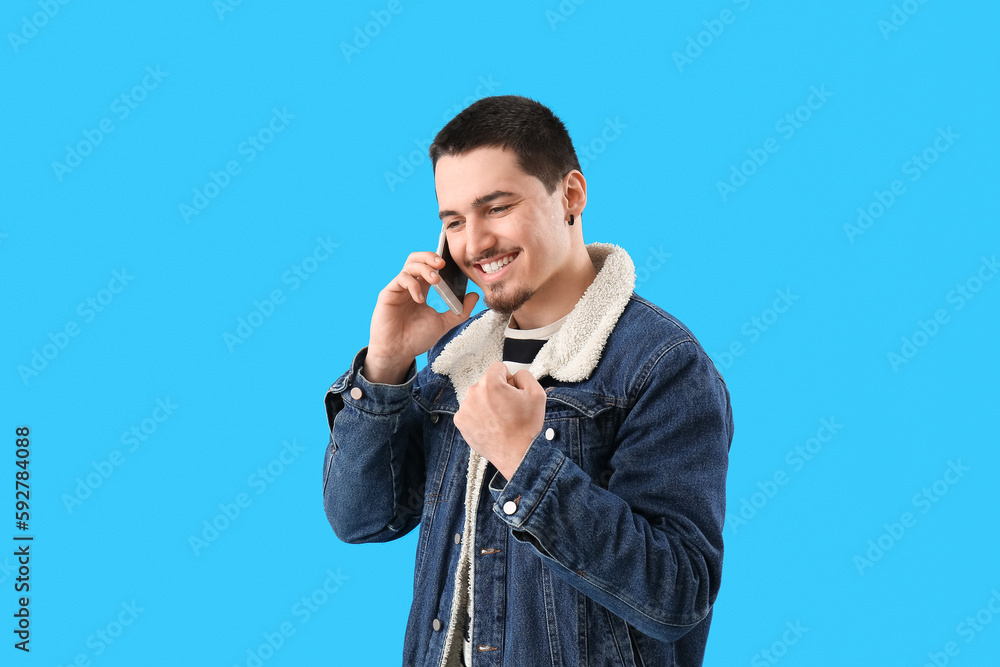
(432, 228), (468, 315)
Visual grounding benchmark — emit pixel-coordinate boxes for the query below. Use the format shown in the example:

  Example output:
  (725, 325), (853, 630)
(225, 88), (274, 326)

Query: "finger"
(401, 259), (444, 286)
(442, 291), (479, 326)
(487, 363), (520, 390)
(473, 363), (504, 391)
(461, 291), (479, 316)
(406, 250), (446, 266)
(510, 369), (540, 390)
(491, 361), (516, 386)
(485, 361), (509, 379)
(404, 251), (446, 275)
(394, 271), (428, 304)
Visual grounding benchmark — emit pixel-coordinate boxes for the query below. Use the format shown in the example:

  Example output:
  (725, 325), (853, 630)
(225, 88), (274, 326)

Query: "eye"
(489, 205), (511, 215)
(445, 219), (463, 230)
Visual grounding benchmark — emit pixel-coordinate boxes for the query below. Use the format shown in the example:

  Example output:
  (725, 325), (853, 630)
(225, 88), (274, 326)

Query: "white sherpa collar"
(431, 242), (636, 403)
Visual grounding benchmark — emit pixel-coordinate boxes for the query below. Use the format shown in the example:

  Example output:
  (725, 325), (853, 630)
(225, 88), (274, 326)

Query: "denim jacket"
(322, 243), (734, 666)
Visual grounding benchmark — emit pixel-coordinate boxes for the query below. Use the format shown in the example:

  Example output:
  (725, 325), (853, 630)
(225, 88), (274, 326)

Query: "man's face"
(435, 146), (569, 318)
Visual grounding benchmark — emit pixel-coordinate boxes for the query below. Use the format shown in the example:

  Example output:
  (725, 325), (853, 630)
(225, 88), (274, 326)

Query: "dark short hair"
(429, 95), (581, 194)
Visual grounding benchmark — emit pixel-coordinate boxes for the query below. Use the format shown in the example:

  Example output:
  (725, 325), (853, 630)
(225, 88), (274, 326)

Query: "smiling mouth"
(475, 251), (519, 277)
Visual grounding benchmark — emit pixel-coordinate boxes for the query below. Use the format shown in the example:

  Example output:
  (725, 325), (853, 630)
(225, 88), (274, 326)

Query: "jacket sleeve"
(487, 339), (733, 643)
(322, 346), (427, 544)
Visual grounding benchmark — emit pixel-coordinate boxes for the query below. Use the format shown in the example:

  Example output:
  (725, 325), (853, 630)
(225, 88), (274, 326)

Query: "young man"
(322, 96), (733, 666)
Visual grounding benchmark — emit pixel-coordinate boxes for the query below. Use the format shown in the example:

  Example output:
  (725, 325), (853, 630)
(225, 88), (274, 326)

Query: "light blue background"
(2, 1), (998, 665)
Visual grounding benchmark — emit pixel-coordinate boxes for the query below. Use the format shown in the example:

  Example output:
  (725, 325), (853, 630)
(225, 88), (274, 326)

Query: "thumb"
(445, 291), (479, 325)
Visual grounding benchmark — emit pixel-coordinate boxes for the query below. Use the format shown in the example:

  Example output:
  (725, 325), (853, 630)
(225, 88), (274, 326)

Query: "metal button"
(350, 387), (363, 400)
(454, 532), (461, 544)
(544, 427), (555, 441)
(430, 414), (440, 423)
(432, 618), (442, 631)
(502, 500), (518, 515)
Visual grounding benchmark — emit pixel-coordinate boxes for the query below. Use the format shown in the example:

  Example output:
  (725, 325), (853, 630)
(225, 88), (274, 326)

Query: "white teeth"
(482, 254), (513, 274)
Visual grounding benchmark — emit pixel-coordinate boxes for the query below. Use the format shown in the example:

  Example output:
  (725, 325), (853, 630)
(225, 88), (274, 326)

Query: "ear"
(561, 169), (587, 221)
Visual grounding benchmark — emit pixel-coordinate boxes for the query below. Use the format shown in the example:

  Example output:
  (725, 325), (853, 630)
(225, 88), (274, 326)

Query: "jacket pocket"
(321, 437), (336, 495)
(626, 623), (645, 667)
(580, 598), (641, 667)
(543, 387), (619, 488)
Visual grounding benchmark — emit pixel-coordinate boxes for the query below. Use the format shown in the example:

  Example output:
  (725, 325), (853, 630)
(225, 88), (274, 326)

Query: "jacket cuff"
(487, 468), (507, 501)
(490, 432), (566, 531)
(324, 347), (417, 428)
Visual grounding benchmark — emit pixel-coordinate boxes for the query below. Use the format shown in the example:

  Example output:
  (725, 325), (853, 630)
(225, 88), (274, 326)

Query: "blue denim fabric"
(322, 293), (733, 666)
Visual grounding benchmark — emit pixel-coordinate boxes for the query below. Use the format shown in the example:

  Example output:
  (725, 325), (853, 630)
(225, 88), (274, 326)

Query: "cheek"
(537, 199), (563, 226)
(448, 239), (469, 267)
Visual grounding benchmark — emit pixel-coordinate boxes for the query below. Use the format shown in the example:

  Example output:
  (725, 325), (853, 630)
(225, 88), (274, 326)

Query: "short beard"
(483, 284), (535, 317)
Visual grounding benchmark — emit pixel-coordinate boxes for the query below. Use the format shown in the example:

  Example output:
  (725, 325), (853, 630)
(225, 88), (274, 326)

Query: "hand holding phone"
(364, 232), (477, 384)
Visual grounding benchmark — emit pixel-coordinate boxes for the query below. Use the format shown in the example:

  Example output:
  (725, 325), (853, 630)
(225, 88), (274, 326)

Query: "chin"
(483, 286), (535, 316)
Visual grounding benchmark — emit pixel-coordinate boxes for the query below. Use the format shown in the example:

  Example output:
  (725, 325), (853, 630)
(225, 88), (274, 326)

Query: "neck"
(510, 247), (597, 330)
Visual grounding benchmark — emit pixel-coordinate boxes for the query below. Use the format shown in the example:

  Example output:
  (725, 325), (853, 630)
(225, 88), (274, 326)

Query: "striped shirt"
(501, 313), (569, 375)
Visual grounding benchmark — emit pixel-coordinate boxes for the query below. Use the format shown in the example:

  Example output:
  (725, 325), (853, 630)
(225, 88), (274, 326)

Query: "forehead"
(434, 147), (541, 204)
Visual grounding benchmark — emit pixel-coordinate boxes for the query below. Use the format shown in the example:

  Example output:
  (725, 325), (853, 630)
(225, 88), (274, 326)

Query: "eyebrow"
(438, 190), (516, 220)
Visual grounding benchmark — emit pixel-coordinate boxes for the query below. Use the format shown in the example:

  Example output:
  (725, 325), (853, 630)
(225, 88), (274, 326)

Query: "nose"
(465, 216), (497, 262)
